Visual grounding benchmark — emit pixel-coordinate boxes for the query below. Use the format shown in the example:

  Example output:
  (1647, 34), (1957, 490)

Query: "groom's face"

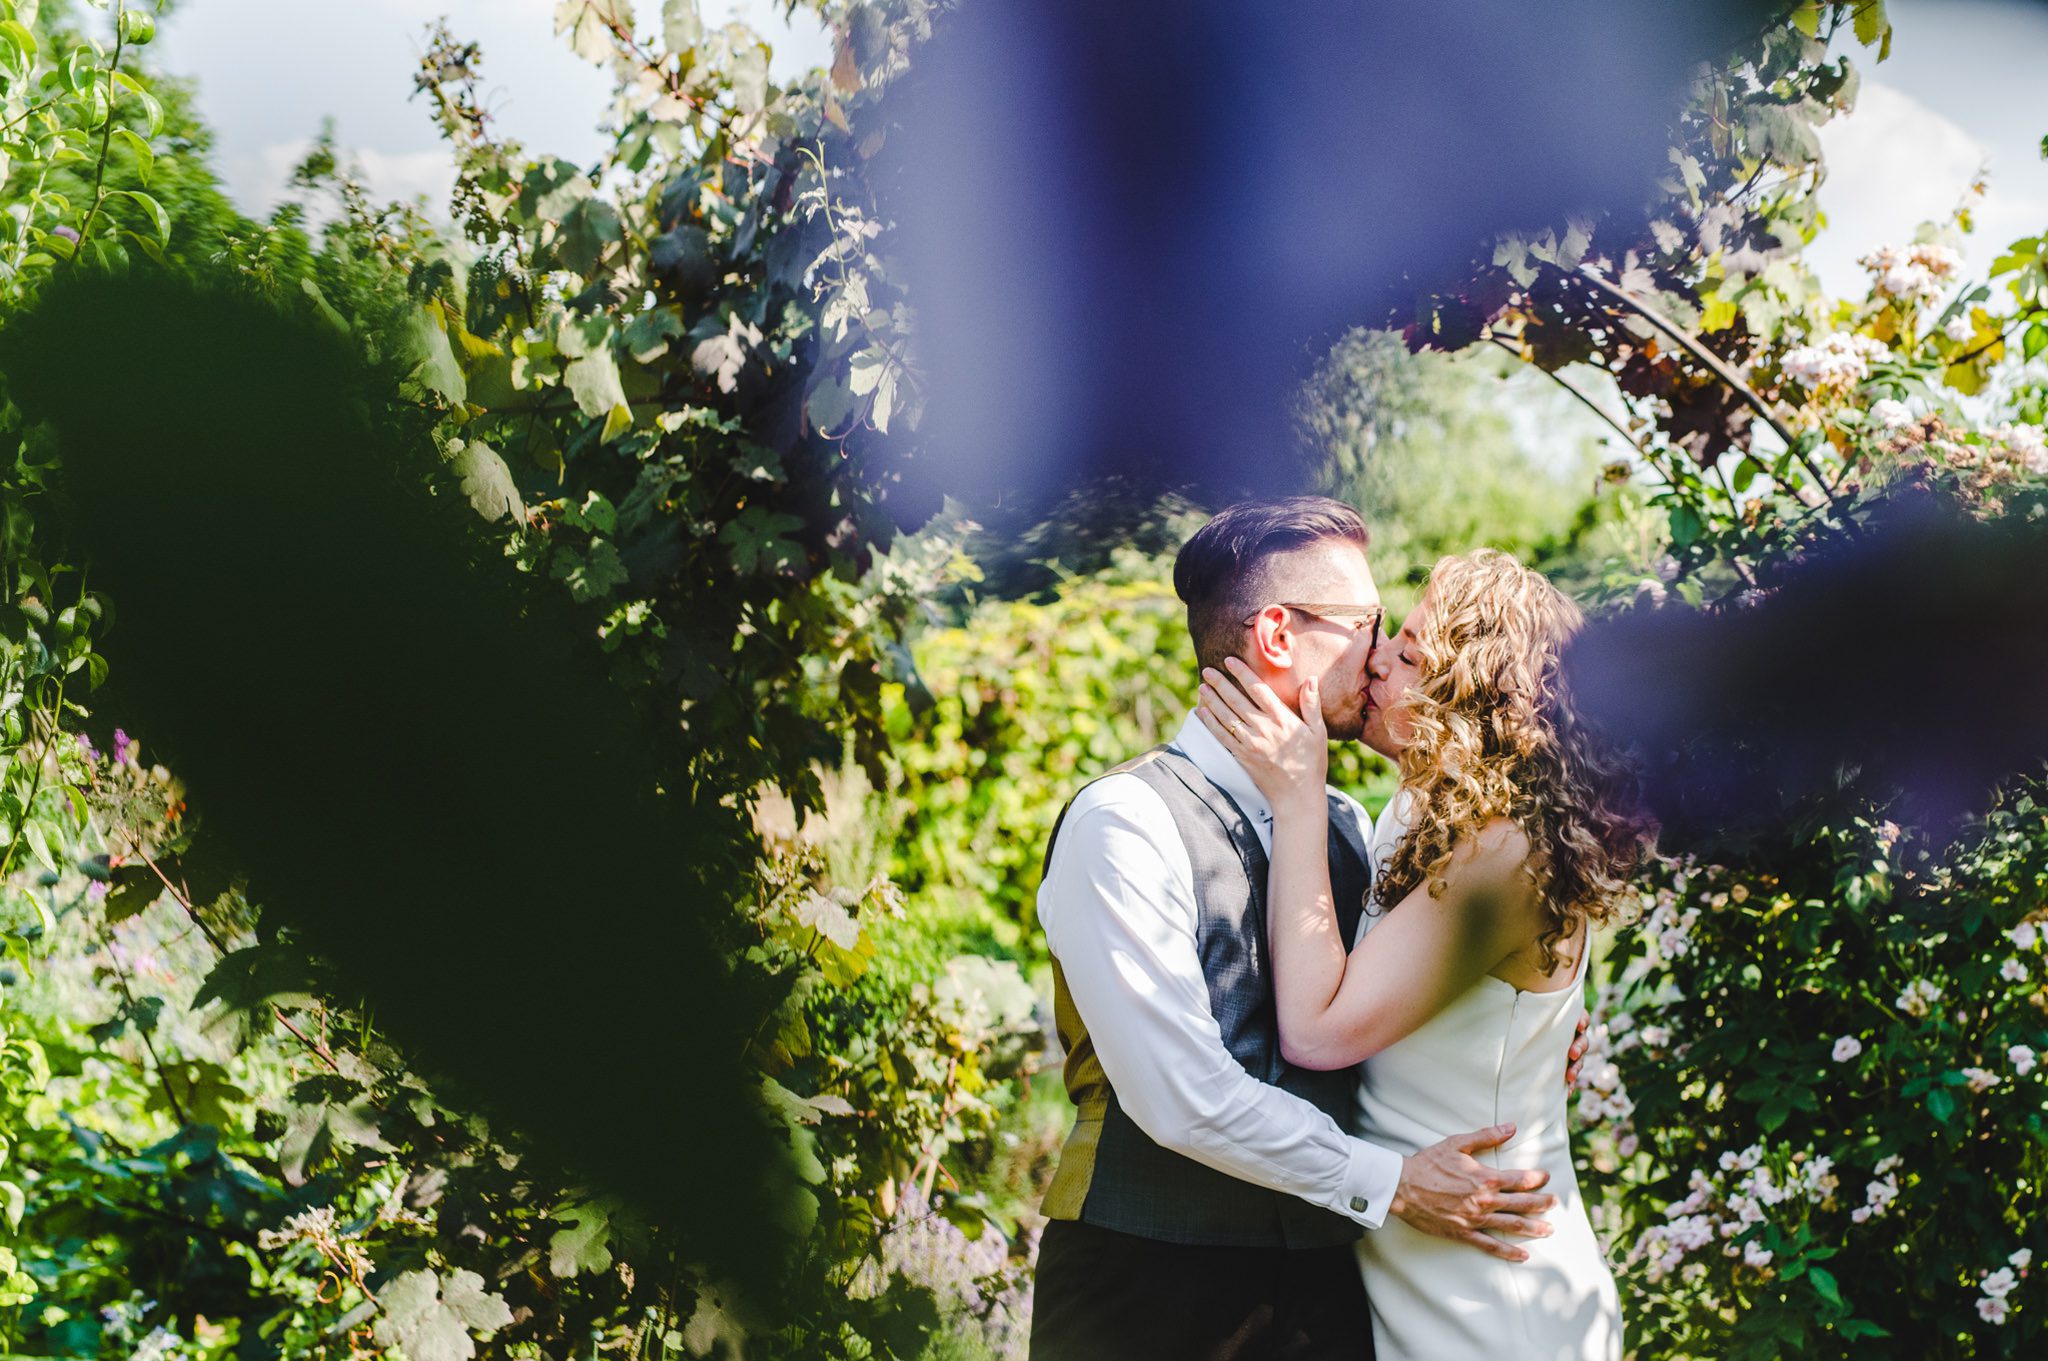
(1250, 540), (1380, 741)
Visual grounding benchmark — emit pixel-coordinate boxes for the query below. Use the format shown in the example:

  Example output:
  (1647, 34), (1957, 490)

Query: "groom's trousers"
(1029, 1219), (1376, 1361)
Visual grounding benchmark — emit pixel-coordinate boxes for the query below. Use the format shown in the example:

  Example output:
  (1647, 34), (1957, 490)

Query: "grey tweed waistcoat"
(1041, 745), (1372, 1248)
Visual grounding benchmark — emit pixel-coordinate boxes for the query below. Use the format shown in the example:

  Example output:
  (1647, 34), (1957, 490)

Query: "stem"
(113, 829), (344, 1072)
(69, 3), (129, 261)
(1486, 335), (1648, 456)
(98, 917), (191, 1126)
(1570, 263), (1842, 505)
(0, 669), (67, 882)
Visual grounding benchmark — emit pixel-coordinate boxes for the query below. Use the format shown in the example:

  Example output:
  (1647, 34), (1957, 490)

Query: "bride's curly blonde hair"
(1370, 549), (1655, 971)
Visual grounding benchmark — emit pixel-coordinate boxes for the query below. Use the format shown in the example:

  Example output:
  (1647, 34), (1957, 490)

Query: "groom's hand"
(1565, 1014), (1590, 1088)
(1388, 1123), (1558, 1262)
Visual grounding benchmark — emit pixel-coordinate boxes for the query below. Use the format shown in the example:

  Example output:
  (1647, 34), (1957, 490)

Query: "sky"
(1809, 0), (2048, 298)
(152, 0), (832, 217)
(148, 0), (2048, 300)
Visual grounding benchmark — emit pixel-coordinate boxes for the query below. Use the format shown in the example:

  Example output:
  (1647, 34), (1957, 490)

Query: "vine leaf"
(564, 346), (627, 420)
(662, 0), (703, 53)
(372, 1269), (514, 1361)
(402, 305), (468, 405)
(548, 1200), (615, 1278)
(718, 507), (803, 575)
(554, 0), (633, 65)
(447, 440), (522, 523)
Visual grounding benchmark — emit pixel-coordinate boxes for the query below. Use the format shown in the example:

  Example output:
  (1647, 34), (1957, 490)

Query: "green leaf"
(1852, 1), (1889, 50)
(194, 945), (323, 1015)
(1927, 1086), (1955, 1123)
(117, 7), (154, 45)
(447, 441), (522, 523)
(120, 228), (164, 267)
(372, 1269), (514, 1361)
(600, 400), (633, 444)
(1807, 1264), (1843, 1308)
(622, 306), (685, 363)
(548, 1201), (615, 1277)
(552, 196), (620, 276)
(300, 277), (351, 334)
(564, 346), (627, 421)
(551, 540), (630, 603)
(117, 188), (167, 247)
(402, 306), (468, 405)
(554, 0), (633, 66)
(662, 0), (703, 52)
(64, 45), (96, 96)
(110, 126), (151, 184)
(719, 507), (805, 575)
(806, 377), (855, 436)
(103, 864), (160, 923)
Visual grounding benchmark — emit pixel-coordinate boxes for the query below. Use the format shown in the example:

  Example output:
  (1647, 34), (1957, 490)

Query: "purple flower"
(77, 732), (98, 761)
(112, 729), (133, 764)
(52, 225), (79, 244)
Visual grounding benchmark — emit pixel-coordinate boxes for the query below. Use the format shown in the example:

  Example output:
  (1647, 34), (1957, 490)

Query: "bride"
(1196, 547), (1653, 1361)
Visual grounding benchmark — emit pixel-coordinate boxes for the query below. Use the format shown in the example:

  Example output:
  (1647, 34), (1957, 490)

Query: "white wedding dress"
(1353, 797), (1622, 1360)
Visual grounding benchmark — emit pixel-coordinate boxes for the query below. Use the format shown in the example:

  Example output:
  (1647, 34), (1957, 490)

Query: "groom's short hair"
(1173, 497), (1369, 672)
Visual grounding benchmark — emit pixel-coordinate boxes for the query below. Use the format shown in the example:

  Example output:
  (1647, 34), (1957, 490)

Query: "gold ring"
(1229, 722), (1245, 739)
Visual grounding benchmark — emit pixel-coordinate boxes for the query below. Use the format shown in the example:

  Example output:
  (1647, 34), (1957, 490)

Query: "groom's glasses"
(1243, 603), (1384, 652)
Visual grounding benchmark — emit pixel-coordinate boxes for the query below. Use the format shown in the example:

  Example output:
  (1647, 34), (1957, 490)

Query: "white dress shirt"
(1037, 710), (1404, 1230)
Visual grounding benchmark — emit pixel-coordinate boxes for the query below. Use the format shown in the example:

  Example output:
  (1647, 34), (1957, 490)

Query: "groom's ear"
(1246, 604), (1296, 670)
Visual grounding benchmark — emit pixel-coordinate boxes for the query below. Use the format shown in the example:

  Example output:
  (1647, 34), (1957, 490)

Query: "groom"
(1029, 498), (1568, 1360)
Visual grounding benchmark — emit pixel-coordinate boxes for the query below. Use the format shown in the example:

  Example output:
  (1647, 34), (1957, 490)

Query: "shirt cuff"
(1340, 1137), (1404, 1230)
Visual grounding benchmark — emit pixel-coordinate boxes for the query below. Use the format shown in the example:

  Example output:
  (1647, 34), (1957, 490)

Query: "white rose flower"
(1943, 314), (1974, 343)
(1832, 1036), (1863, 1062)
(1896, 979), (1943, 1018)
(1743, 1240), (1775, 1268)
(1982, 1267), (2018, 1299)
(1869, 398), (1914, 429)
(2010, 1045), (2037, 1077)
(1782, 333), (1891, 393)
(2010, 921), (2041, 950)
(2010, 1248), (2033, 1270)
(1978, 1295), (2010, 1324)
(1994, 422), (2048, 475)
(1962, 1066), (2000, 1093)
(2002, 958), (2029, 983)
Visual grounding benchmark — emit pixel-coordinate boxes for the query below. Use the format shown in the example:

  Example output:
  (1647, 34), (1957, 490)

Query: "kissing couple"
(1027, 497), (1655, 1360)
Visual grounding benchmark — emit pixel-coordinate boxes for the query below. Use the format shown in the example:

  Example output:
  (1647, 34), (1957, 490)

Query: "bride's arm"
(1199, 660), (1539, 1071)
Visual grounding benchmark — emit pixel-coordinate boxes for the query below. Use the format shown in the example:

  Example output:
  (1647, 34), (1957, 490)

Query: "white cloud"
(224, 138), (456, 224)
(1810, 81), (1988, 298)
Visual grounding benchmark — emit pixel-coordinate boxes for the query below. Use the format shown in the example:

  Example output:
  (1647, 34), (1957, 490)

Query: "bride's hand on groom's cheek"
(1389, 1123), (1559, 1263)
(1195, 661), (1328, 804)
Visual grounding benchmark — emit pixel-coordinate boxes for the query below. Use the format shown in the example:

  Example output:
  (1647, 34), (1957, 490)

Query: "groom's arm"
(1040, 776), (1402, 1228)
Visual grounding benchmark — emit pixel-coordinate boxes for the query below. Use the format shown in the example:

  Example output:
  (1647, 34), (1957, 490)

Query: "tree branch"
(1570, 262), (1843, 505)
(1486, 335), (1648, 456)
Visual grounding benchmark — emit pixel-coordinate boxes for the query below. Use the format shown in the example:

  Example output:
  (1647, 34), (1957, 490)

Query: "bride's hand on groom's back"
(1388, 1123), (1558, 1262)
(1196, 660), (1328, 810)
